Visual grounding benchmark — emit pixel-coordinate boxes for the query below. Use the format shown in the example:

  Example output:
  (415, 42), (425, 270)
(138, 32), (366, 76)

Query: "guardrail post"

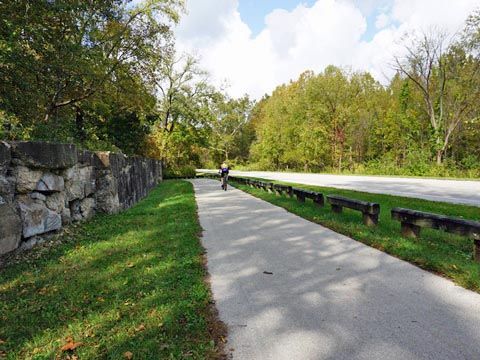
(331, 204), (342, 214)
(474, 240), (480, 262)
(363, 213), (379, 226)
(286, 187), (293, 199)
(313, 193), (324, 207)
(295, 190), (306, 203)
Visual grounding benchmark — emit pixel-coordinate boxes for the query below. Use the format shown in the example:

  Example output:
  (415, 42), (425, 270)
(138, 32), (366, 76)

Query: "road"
(198, 170), (480, 207)
(191, 179), (480, 360)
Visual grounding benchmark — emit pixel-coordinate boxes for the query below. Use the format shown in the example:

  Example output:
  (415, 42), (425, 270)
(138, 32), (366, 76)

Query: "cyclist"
(219, 161), (229, 190)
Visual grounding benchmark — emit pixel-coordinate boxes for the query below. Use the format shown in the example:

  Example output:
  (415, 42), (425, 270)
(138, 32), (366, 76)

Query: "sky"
(174, 0), (479, 100)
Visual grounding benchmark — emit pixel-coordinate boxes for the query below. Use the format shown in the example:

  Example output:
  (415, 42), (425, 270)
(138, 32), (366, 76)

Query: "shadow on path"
(191, 179), (480, 360)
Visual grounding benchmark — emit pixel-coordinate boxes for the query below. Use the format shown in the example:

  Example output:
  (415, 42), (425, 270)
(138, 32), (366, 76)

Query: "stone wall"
(0, 141), (162, 255)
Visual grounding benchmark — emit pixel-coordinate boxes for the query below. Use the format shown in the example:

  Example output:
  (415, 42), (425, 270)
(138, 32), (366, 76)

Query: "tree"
(393, 29), (480, 164)
(148, 52), (215, 165)
(463, 9), (480, 55)
(208, 94), (254, 163)
(0, 0), (184, 142)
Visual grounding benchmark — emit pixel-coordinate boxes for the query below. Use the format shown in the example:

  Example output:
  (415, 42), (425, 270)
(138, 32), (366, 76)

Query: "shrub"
(163, 165), (196, 178)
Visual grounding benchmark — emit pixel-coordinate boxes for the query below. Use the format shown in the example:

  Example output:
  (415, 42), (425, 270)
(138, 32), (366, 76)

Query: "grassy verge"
(0, 180), (225, 360)
(231, 179), (480, 293)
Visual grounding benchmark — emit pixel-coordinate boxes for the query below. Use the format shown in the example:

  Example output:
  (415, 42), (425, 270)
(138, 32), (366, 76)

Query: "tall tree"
(208, 94), (254, 163)
(0, 0), (183, 141)
(148, 52), (215, 164)
(393, 29), (480, 164)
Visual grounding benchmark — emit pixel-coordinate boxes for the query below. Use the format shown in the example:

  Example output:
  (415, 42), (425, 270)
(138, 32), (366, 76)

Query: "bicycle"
(221, 174), (228, 191)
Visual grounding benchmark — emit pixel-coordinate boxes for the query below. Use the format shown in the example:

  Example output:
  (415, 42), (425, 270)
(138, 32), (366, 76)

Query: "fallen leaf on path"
(263, 271), (273, 275)
(221, 337), (228, 343)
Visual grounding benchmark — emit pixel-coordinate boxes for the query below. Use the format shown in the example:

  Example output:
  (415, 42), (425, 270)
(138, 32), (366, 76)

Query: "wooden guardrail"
(273, 184), (293, 198)
(293, 188), (324, 207)
(391, 208), (480, 262)
(224, 176), (480, 262)
(327, 195), (380, 226)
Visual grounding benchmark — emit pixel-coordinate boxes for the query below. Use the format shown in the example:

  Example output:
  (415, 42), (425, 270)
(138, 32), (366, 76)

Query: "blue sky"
(175, 0), (479, 99)
(238, 0), (318, 36)
(238, 0), (396, 41)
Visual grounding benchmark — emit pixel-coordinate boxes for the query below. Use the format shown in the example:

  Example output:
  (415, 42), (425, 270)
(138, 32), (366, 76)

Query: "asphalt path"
(198, 170), (480, 207)
(191, 179), (480, 360)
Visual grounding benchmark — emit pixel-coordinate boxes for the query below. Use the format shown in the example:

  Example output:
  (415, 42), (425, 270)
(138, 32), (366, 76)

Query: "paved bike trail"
(190, 179), (480, 360)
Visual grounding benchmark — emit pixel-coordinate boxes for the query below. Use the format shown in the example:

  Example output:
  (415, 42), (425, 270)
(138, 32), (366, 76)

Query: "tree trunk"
(436, 149), (442, 165)
(75, 106), (86, 143)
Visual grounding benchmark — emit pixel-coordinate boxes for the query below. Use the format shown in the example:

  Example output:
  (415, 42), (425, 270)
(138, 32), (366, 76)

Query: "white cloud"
(174, 0), (479, 99)
(391, 0), (478, 34)
(375, 13), (389, 29)
(175, 0), (244, 47)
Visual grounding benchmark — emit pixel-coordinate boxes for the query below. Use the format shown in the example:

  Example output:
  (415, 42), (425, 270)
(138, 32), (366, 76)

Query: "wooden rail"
(273, 184), (293, 198)
(293, 188), (324, 207)
(327, 195), (380, 226)
(392, 207), (480, 262)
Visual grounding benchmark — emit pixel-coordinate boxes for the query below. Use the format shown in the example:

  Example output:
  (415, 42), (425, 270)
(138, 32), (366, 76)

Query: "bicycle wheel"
(224, 176), (228, 191)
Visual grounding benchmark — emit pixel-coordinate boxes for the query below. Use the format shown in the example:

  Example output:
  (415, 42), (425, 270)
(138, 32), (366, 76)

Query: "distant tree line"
(247, 11), (480, 177)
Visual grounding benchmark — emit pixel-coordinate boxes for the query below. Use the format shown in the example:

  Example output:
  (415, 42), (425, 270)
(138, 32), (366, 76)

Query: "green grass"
(231, 179), (480, 293)
(0, 181), (224, 359)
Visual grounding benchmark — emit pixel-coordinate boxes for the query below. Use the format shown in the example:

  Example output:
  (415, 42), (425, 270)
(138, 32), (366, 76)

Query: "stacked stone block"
(0, 141), (162, 255)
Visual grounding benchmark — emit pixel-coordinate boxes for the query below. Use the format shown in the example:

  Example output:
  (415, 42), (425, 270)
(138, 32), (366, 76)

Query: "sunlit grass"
(231, 179), (480, 293)
(0, 181), (223, 359)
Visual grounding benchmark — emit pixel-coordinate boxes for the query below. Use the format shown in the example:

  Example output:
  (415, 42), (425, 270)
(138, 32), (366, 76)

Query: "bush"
(363, 154), (403, 176)
(163, 165), (196, 179)
(460, 155), (480, 171)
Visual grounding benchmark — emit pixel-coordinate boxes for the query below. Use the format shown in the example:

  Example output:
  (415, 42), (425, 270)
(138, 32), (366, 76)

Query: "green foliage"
(207, 94), (255, 165)
(243, 13), (480, 177)
(0, 111), (28, 141)
(0, 0), (183, 154)
(163, 165), (197, 178)
(245, 32), (480, 177)
(0, 181), (223, 359)
(249, 67), (390, 172)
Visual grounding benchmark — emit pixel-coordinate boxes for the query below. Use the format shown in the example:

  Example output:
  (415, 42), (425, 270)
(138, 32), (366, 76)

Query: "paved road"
(191, 179), (480, 360)
(198, 170), (480, 207)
